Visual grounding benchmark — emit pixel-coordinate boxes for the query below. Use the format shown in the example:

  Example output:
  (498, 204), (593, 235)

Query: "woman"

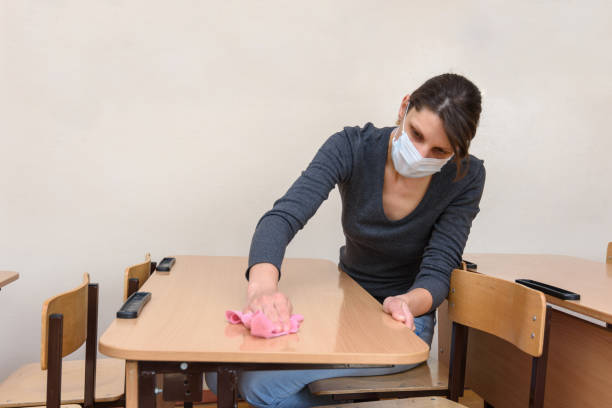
(206, 73), (485, 407)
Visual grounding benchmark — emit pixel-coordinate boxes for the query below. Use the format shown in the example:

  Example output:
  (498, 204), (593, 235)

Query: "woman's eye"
(411, 130), (423, 141)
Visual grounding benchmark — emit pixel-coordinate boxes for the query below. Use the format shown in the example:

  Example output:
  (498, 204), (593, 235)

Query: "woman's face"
(396, 104), (454, 160)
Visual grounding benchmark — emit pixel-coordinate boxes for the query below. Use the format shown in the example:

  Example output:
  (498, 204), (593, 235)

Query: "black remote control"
(117, 292), (152, 318)
(156, 257), (176, 272)
(515, 279), (580, 301)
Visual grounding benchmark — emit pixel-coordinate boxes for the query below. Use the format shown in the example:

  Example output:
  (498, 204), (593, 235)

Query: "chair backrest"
(41, 273), (90, 369)
(447, 268), (547, 357)
(40, 273), (99, 408)
(607, 242), (612, 264)
(123, 253), (152, 301)
(446, 269), (551, 407)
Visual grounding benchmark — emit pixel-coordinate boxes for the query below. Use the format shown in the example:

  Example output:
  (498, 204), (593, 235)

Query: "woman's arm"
(246, 129), (354, 279)
(383, 161), (486, 328)
(411, 162), (486, 312)
(245, 129), (356, 331)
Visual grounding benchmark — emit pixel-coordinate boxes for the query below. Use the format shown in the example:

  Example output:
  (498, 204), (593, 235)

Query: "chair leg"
(448, 322), (469, 402)
(530, 306), (553, 408)
(47, 314), (63, 408)
(84, 283), (99, 408)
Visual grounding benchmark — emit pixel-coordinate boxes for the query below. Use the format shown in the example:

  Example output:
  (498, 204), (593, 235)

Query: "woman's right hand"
(245, 263), (293, 332)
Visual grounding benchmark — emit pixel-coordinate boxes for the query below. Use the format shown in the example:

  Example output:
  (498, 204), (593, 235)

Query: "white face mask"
(391, 106), (453, 178)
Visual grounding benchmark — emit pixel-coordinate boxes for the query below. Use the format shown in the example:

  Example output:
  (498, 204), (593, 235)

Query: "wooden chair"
(313, 268), (552, 408)
(123, 253), (155, 301)
(607, 242), (611, 264)
(0, 274), (125, 408)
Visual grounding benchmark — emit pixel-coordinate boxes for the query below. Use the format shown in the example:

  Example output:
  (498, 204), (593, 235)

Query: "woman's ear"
(397, 94), (411, 123)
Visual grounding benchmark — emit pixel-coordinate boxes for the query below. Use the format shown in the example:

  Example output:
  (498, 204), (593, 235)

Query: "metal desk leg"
(217, 367), (239, 408)
(138, 362), (157, 407)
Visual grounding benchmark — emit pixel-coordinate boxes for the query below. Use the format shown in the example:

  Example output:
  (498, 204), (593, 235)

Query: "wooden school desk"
(99, 256), (430, 408)
(0, 271), (19, 291)
(438, 254), (612, 408)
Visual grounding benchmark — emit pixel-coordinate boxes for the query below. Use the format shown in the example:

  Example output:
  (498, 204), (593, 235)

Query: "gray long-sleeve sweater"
(247, 122), (485, 311)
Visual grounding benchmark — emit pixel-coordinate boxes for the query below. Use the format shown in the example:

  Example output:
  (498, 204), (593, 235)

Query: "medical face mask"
(391, 107), (453, 178)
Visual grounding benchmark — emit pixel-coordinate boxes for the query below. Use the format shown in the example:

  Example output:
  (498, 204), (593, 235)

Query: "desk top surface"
(465, 253), (612, 324)
(0, 271), (19, 289)
(99, 256), (429, 365)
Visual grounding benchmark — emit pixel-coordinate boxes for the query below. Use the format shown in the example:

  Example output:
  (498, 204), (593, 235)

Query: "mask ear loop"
(394, 102), (411, 141)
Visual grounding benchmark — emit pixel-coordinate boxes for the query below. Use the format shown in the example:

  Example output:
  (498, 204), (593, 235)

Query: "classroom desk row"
(3, 253), (609, 408)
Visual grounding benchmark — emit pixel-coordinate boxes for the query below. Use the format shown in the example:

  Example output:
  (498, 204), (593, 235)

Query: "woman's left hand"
(382, 296), (416, 331)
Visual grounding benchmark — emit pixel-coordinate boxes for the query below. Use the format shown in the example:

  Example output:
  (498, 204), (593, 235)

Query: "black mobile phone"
(515, 279), (580, 301)
(117, 291), (151, 318)
(462, 259), (477, 271)
(156, 257), (176, 272)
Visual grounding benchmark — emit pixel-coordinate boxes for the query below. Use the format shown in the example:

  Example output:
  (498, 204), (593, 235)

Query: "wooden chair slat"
(123, 253), (152, 301)
(40, 274), (89, 370)
(447, 269), (547, 357)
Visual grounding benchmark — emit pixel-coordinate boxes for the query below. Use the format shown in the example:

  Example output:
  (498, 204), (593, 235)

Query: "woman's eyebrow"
(409, 121), (452, 152)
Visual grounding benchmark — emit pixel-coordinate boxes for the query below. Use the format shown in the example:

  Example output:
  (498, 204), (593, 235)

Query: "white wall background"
(1, 0), (611, 381)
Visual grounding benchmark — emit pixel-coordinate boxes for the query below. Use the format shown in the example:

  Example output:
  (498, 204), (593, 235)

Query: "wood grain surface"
(0, 271), (19, 289)
(464, 253), (612, 324)
(100, 256), (430, 365)
(40, 273), (89, 370)
(448, 268), (546, 357)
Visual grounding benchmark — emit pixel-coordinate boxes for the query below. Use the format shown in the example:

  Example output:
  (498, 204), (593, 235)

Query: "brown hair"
(405, 73), (482, 180)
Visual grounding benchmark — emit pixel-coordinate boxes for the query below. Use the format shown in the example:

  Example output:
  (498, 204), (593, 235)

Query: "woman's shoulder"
(464, 154), (485, 181)
(340, 122), (393, 140)
(440, 154), (485, 188)
(463, 154), (485, 177)
(330, 122), (393, 152)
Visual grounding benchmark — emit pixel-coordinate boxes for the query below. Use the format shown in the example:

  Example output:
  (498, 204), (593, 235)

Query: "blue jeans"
(204, 311), (436, 408)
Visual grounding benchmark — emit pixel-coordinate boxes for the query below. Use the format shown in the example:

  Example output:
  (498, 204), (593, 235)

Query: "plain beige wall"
(1, 1), (611, 380)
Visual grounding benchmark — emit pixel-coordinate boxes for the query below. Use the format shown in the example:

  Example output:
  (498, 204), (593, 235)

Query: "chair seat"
(0, 358), (125, 407)
(28, 406), (82, 408)
(309, 358), (448, 397)
(316, 396), (463, 407)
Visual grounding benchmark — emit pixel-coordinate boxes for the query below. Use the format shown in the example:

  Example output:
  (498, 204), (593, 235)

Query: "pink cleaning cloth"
(225, 310), (304, 338)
